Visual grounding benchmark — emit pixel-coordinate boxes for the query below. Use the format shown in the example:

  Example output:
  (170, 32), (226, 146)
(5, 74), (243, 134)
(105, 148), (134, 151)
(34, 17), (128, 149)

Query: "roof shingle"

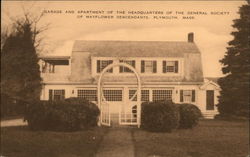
(72, 40), (200, 57)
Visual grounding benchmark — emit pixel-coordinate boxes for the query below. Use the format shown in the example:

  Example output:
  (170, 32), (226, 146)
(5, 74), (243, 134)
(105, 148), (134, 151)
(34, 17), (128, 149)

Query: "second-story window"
(97, 60), (113, 73)
(119, 60), (135, 73)
(163, 61), (178, 73)
(141, 60), (157, 73)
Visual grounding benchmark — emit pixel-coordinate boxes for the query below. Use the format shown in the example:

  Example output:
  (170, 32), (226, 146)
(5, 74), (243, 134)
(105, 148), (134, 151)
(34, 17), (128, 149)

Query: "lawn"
(132, 120), (249, 157)
(1, 126), (107, 157)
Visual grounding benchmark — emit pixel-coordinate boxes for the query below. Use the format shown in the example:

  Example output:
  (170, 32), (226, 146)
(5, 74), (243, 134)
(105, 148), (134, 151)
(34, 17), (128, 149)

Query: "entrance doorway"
(97, 63), (141, 127)
(100, 87), (139, 126)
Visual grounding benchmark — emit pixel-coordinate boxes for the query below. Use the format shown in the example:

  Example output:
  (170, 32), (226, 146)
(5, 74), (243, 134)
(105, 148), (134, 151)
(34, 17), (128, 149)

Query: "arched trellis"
(97, 63), (141, 128)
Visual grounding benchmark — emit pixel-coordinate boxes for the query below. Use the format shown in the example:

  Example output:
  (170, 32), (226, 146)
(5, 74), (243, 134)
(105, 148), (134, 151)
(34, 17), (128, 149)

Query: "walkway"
(0, 118), (27, 127)
(96, 128), (135, 157)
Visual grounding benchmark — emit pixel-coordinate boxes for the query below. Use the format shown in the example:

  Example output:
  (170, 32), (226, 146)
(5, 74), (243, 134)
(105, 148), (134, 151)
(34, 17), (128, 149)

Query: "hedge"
(177, 103), (202, 129)
(141, 101), (180, 132)
(25, 98), (100, 131)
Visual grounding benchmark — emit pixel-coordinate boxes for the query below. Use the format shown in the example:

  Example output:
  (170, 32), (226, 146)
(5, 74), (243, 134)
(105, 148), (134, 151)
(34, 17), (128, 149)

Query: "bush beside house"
(177, 103), (202, 129)
(141, 101), (180, 132)
(25, 98), (100, 131)
(141, 101), (202, 132)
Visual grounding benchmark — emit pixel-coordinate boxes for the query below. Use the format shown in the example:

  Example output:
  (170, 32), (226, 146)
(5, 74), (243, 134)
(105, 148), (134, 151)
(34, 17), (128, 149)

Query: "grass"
(1, 115), (24, 121)
(1, 126), (108, 157)
(132, 120), (249, 157)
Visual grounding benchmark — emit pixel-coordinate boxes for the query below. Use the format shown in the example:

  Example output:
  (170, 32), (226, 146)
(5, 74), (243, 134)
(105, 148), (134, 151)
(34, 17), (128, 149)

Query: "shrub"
(1, 94), (26, 119)
(177, 103), (202, 129)
(141, 101), (179, 132)
(25, 98), (100, 131)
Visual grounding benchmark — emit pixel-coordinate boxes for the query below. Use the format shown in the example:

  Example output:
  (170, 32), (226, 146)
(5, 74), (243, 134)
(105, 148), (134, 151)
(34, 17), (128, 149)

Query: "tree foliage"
(1, 18), (42, 104)
(218, 3), (250, 117)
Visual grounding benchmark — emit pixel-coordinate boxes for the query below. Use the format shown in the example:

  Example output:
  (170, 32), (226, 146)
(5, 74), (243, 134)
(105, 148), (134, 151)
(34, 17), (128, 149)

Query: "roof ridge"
(74, 40), (192, 43)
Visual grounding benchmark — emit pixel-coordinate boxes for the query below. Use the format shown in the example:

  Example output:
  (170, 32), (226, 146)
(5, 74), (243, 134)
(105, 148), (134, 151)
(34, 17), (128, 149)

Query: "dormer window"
(97, 60), (113, 73)
(163, 61), (178, 73)
(141, 60), (157, 73)
(119, 60), (135, 73)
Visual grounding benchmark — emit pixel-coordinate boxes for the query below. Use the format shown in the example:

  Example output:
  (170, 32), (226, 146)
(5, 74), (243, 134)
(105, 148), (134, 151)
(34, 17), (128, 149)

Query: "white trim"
(200, 80), (220, 90)
(42, 81), (204, 85)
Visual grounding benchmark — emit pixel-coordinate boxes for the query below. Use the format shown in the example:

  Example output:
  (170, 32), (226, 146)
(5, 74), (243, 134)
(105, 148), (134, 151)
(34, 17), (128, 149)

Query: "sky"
(1, 1), (246, 77)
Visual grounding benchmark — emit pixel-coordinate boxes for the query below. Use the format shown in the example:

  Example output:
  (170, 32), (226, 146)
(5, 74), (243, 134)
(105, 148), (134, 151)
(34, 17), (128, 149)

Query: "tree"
(1, 18), (42, 117)
(217, 3), (250, 118)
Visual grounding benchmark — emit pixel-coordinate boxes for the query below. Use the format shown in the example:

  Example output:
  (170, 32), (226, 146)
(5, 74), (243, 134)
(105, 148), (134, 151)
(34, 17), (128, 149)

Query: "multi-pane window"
(141, 60), (157, 73)
(49, 89), (65, 100)
(129, 90), (150, 102)
(152, 90), (172, 101)
(103, 90), (122, 101)
(119, 60), (135, 73)
(97, 60), (113, 73)
(129, 90), (137, 101)
(141, 90), (150, 101)
(78, 90), (97, 101)
(180, 90), (195, 103)
(163, 61), (178, 73)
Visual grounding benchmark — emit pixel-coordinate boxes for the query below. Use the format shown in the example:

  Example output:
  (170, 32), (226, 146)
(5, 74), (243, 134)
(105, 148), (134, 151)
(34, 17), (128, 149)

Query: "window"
(129, 90), (150, 101)
(180, 90), (195, 103)
(78, 90), (97, 101)
(141, 60), (157, 73)
(97, 60), (113, 73)
(163, 61), (178, 73)
(152, 90), (172, 101)
(49, 89), (65, 100)
(141, 90), (150, 101)
(129, 90), (137, 101)
(103, 90), (122, 101)
(119, 60), (135, 73)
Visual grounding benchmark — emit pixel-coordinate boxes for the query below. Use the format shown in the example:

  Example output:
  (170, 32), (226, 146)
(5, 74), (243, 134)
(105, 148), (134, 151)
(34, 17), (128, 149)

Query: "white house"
(39, 33), (219, 127)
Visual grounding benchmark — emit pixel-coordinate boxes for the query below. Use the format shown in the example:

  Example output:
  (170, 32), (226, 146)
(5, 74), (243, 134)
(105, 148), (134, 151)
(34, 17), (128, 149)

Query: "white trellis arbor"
(97, 63), (141, 128)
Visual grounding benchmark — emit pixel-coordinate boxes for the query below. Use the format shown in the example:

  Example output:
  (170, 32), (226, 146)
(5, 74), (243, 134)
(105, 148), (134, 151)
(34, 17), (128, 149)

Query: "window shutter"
(180, 90), (183, 102)
(49, 90), (53, 101)
(141, 60), (145, 73)
(153, 61), (157, 73)
(132, 60), (135, 68)
(163, 61), (166, 73)
(62, 90), (65, 99)
(97, 60), (101, 73)
(192, 90), (195, 102)
(175, 61), (178, 73)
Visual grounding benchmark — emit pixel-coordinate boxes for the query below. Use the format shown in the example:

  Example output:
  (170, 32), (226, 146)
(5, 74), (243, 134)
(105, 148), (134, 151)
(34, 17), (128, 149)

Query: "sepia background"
(1, 0), (247, 77)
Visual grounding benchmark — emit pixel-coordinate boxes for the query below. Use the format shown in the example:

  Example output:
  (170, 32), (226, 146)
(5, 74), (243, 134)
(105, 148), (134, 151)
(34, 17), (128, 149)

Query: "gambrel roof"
(69, 40), (204, 84)
(72, 40), (201, 57)
(41, 40), (204, 84)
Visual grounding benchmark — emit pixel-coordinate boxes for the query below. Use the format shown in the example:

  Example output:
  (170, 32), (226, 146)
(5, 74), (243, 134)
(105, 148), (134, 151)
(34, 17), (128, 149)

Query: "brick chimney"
(188, 32), (194, 42)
